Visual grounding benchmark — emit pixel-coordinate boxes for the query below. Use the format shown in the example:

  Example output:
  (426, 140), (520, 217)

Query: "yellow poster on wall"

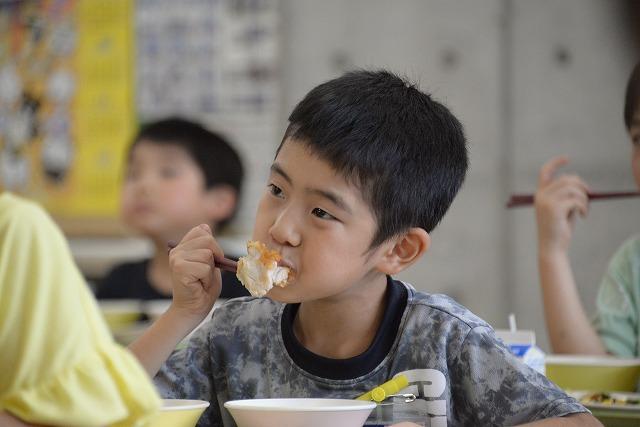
(0, 0), (134, 234)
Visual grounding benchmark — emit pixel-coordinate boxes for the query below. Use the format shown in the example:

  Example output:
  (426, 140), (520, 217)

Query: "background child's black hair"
(132, 117), (244, 229)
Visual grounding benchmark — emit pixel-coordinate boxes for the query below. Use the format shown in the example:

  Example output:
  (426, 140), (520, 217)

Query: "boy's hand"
(535, 156), (590, 254)
(168, 223), (223, 323)
(129, 223), (223, 378)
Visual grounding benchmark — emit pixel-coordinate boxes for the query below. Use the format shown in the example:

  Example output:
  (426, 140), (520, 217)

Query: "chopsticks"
(506, 191), (640, 208)
(167, 241), (238, 273)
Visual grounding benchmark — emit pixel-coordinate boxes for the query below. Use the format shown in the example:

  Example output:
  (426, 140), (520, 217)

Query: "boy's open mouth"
(277, 258), (295, 271)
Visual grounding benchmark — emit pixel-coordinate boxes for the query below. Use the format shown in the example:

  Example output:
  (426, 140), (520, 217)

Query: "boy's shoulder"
(613, 233), (640, 257)
(210, 296), (283, 331)
(0, 192), (67, 247)
(401, 281), (490, 333)
(0, 192), (49, 226)
(605, 233), (640, 276)
(217, 295), (281, 310)
(211, 283), (491, 334)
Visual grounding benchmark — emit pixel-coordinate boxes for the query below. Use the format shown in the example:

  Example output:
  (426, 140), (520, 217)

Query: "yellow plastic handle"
(356, 374), (409, 403)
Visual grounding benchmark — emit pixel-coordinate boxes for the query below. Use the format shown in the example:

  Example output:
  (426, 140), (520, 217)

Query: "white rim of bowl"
(224, 398), (376, 412)
(161, 399), (210, 411)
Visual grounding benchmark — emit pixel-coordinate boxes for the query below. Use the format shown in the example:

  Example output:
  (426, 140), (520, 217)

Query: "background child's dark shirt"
(97, 259), (249, 300)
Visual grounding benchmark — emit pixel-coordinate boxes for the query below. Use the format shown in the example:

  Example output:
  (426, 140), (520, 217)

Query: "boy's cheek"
(251, 214), (272, 241)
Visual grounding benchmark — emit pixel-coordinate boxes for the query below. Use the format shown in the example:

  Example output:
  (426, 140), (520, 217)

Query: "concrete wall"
(507, 0), (636, 349)
(280, 0), (636, 350)
(73, 0), (637, 351)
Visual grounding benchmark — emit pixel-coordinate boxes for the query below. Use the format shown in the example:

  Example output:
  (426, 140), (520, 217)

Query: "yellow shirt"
(0, 193), (160, 426)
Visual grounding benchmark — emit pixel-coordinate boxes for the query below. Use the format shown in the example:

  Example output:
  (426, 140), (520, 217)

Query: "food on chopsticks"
(236, 241), (291, 297)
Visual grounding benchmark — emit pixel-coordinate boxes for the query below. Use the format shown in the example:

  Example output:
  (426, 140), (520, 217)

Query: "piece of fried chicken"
(236, 241), (290, 297)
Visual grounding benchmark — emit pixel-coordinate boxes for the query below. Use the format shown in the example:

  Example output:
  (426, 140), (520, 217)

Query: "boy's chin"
(266, 287), (299, 304)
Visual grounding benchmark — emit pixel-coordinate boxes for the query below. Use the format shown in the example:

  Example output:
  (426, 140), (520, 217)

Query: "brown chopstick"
(506, 191), (640, 208)
(167, 241), (238, 273)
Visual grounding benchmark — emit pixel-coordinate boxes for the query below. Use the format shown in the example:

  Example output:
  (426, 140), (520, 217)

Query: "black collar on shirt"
(280, 276), (408, 380)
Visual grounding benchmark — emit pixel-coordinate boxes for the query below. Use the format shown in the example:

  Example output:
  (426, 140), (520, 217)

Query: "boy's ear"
(376, 228), (430, 275)
(203, 185), (237, 225)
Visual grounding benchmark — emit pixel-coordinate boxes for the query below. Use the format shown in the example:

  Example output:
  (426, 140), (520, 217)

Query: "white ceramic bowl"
(149, 399), (210, 427)
(224, 398), (376, 427)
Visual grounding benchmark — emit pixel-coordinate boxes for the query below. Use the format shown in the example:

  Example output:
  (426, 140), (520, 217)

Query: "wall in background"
(64, 0), (636, 351)
(280, 0), (636, 350)
(282, 0), (508, 332)
(508, 0), (636, 349)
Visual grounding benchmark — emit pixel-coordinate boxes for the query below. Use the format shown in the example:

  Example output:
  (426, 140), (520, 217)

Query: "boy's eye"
(268, 183), (284, 198)
(311, 207), (336, 220)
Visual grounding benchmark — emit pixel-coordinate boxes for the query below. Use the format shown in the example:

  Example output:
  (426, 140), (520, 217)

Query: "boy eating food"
(130, 70), (599, 426)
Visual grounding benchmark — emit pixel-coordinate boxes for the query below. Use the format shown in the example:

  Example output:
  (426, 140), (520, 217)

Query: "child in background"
(97, 117), (249, 300)
(0, 192), (159, 426)
(535, 62), (640, 356)
(131, 71), (598, 426)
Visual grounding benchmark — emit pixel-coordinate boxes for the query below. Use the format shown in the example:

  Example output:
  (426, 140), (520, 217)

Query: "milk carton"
(495, 315), (545, 375)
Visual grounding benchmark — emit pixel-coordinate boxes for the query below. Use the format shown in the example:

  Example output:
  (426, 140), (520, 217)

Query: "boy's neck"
(293, 273), (389, 359)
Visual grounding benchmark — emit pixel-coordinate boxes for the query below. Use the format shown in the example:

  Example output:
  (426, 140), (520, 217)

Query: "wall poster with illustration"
(0, 0), (281, 236)
(0, 0), (135, 234)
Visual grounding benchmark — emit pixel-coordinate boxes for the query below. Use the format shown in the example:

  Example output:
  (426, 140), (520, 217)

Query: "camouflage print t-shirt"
(154, 280), (587, 426)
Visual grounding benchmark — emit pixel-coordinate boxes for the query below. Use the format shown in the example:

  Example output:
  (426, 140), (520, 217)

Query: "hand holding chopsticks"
(167, 241), (237, 273)
(508, 156), (640, 208)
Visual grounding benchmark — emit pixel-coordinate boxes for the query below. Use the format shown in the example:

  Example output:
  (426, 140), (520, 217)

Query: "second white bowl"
(224, 398), (376, 427)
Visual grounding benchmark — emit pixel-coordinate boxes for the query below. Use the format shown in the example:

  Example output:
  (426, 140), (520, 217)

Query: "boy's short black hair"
(624, 62), (640, 130)
(282, 70), (468, 248)
(132, 117), (244, 228)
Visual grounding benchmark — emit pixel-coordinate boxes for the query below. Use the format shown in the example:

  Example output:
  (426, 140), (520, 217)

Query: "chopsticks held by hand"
(506, 191), (640, 208)
(167, 241), (238, 273)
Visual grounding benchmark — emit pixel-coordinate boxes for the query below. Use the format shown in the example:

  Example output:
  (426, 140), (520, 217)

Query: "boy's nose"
(268, 208), (301, 247)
